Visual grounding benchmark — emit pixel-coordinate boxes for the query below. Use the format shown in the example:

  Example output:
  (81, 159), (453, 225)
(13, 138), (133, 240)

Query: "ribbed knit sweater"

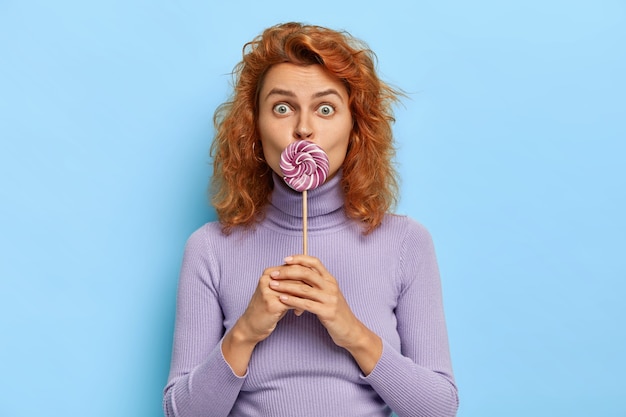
(163, 172), (458, 417)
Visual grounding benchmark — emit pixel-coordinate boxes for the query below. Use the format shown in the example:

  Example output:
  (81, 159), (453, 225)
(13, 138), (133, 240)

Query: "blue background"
(1, 1), (624, 416)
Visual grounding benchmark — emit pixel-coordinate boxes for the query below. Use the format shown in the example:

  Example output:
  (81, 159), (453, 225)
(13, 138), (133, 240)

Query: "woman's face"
(258, 63), (353, 181)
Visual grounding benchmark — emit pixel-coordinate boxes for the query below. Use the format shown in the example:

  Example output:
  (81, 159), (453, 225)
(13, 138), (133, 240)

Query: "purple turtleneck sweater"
(163, 173), (458, 417)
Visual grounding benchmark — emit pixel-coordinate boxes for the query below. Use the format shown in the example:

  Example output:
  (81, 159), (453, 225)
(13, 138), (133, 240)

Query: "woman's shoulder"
(381, 213), (433, 239)
(184, 221), (227, 249)
(378, 214), (437, 256)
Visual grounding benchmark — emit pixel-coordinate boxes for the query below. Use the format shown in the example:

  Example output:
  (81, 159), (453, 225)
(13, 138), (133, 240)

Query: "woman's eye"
(318, 104), (335, 116)
(273, 104), (291, 115)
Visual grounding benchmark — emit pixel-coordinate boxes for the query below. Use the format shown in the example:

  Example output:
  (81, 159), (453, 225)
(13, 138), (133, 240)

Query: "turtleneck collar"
(263, 170), (350, 234)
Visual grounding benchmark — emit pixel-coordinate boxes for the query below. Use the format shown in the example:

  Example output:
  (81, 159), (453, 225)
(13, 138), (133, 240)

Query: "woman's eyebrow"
(265, 88), (296, 100)
(312, 89), (344, 102)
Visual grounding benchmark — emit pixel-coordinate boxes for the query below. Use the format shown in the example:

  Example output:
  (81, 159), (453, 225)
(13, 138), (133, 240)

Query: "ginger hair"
(210, 22), (400, 233)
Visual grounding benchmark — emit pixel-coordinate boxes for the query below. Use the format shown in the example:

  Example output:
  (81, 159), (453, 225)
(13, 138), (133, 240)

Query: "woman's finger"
(268, 266), (321, 288)
(283, 255), (330, 277)
(269, 278), (325, 302)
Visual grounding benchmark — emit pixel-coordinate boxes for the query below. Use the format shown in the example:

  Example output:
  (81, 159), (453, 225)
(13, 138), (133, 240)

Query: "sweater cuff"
(361, 340), (458, 417)
(361, 339), (408, 386)
(172, 339), (247, 416)
(361, 339), (435, 405)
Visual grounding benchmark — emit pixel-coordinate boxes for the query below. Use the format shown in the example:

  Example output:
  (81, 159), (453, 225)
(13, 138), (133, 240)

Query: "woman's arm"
(164, 227), (305, 416)
(269, 221), (458, 417)
(163, 228), (245, 417)
(363, 221), (459, 417)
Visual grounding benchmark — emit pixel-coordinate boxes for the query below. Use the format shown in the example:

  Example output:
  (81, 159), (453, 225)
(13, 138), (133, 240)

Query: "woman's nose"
(294, 117), (313, 140)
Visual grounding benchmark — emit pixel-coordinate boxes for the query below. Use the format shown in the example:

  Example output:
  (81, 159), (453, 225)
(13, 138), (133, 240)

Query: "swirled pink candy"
(279, 140), (330, 192)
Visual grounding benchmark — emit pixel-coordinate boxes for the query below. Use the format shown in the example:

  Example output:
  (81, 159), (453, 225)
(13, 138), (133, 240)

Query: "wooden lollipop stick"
(302, 190), (308, 255)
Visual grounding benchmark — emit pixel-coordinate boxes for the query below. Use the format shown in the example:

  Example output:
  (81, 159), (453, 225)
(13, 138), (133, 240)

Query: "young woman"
(164, 22), (458, 417)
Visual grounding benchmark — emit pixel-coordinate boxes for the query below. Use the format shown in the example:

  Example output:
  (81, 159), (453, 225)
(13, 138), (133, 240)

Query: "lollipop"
(280, 140), (330, 192)
(280, 140), (330, 254)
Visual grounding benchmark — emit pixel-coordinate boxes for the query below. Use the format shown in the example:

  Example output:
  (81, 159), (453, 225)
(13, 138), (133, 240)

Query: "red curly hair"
(210, 22), (400, 234)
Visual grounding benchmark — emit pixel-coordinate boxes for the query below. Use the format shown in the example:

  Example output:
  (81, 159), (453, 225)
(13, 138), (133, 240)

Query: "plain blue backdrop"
(1, 1), (624, 416)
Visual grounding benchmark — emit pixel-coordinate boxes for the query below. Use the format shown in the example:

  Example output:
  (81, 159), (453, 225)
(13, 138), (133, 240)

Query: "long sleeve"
(163, 228), (246, 417)
(363, 220), (459, 417)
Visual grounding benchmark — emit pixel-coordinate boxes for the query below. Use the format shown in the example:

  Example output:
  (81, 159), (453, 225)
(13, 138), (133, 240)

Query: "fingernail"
(284, 256), (293, 263)
(270, 270), (280, 277)
(279, 295), (288, 301)
(269, 280), (279, 287)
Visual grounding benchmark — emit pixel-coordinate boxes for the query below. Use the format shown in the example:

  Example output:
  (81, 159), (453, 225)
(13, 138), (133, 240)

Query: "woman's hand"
(222, 267), (297, 375)
(267, 255), (383, 374)
(236, 270), (294, 343)
(266, 255), (356, 347)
